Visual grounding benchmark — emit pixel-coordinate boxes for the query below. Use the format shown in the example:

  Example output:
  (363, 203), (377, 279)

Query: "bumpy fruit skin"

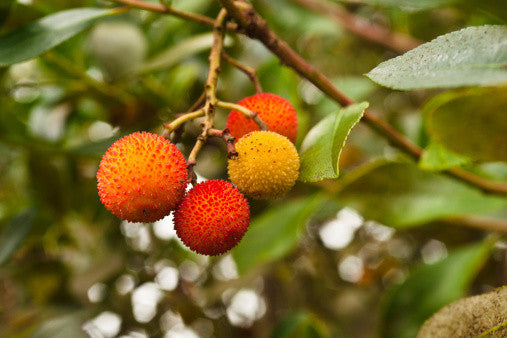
(174, 180), (250, 256)
(228, 131), (300, 199)
(97, 131), (188, 223)
(226, 93), (298, 143)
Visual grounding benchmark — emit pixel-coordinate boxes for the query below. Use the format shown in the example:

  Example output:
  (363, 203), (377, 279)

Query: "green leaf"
(299, 102), (368, 182)
(138, 33), (232, 74)
(271, 311), (330, 338)
(366, 25), (507, 90)
(338, 161), (507, 228)
(419, 141), (471, 171)
(0, 8), (117, 66)
(0, 209), (36, 266)
(232, 195), (325, 275)
(419, 287), (507, 337)
(379, 240), (494, 338)
(423, 87), (507, 162)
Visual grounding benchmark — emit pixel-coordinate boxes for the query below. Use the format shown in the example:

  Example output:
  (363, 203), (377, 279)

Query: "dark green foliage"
(0, 1), (505, 337)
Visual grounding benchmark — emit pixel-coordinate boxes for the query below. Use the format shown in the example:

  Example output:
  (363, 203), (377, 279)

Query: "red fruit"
(97, 131), (188, 223)
(226, 93), (298, 143)
(174, 180), (250, 256)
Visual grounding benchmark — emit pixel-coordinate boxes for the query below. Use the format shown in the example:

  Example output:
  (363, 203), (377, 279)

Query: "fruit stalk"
(221, 51), (263, 93)
(162, 109), (205, 137)
(113, 0), (237, 30)
(186, 8), (229, 180)
(162, 92), (206, 140)
(216, 100), (268, 131)
(207, 128), (238, 159)
(159, 7), (267, 179)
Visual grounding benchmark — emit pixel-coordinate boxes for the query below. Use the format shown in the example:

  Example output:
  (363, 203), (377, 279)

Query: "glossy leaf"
(423, 87), (507, 162)
(338, 161), (507, 228)
(380, 240), (494, 338)
(271, 312), (330, 338)
(0, 8), (117, 66)
(232, 195), (325, 275)
(366, 26), (507, 90)
(419, 141), (471, 171)
(299, 102), (368, 182)
(0, 209), (36, 266)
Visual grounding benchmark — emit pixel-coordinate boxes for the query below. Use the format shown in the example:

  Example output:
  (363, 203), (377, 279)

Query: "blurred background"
(0, 0), (505, 337)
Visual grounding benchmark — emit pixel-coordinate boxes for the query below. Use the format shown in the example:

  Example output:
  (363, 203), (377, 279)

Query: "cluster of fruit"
(96, 93), (299, 255)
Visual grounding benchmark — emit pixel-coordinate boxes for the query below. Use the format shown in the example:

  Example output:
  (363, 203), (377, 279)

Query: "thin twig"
(218, 0), (249, 28)
(207, 128), (238, 158)
(161, 11), (267, 162)
(442, 216), (507, 234)
(187, 92), (207, 112)
(169, 123), (185, 143)
(112, 0), (238, 31)
(161, 93), (206, 140)
(217, 0), (507, 195)
(187, 8), (229, 180)
(222, 52), (263, 93)
(223, 129), (238, 158)
(446, 168), (507, 195)
(162, 109), (205, 137)
(292, 0), (422, 54)
(216, 100), (268, 131)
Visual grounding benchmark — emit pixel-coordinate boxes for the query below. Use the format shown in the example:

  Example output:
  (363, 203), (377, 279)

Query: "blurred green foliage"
(0, 0), (505, 337)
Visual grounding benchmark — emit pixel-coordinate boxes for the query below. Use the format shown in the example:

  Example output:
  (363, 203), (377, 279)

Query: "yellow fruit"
(228, 131), (299, 199)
